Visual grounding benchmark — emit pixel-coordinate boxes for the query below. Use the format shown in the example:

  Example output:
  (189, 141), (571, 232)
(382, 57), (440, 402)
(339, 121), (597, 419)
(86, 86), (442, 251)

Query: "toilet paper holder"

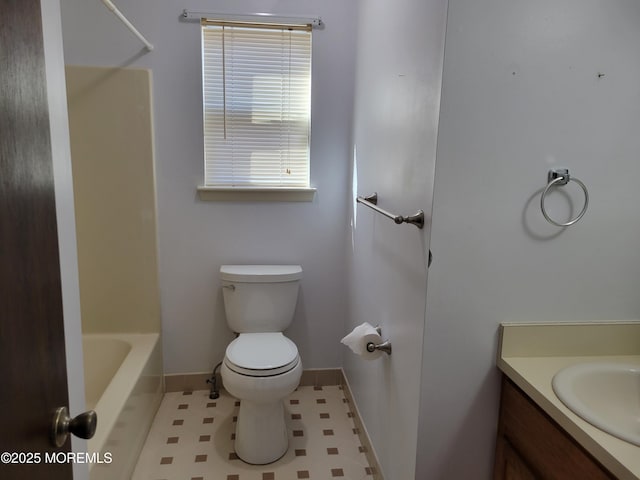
(366, 326), (392, 355)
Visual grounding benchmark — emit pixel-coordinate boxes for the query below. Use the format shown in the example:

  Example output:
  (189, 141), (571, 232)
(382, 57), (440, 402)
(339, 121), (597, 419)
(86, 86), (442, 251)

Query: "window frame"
(197, 19), (316, 202)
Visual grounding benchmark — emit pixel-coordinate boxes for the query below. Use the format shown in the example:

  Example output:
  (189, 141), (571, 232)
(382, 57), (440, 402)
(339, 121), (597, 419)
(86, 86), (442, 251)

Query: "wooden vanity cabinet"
(493, 376), (616, 480)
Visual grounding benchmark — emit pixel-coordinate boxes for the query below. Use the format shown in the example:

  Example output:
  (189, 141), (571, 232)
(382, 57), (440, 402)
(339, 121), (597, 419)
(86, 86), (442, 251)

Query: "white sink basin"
(552, 362), (640, 446)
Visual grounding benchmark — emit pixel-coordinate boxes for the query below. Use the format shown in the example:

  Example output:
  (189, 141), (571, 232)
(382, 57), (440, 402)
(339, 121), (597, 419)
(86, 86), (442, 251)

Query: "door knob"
(51, 406), (97, 447)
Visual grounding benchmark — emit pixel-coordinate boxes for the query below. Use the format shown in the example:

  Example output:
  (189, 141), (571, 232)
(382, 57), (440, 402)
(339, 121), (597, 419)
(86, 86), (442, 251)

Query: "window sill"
(197, 186), (316, 202)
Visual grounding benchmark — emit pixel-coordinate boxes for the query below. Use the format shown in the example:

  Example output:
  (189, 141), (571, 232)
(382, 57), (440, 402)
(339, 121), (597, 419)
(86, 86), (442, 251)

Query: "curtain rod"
(101, 0), (154, 51)
(181, 9), (324, 29)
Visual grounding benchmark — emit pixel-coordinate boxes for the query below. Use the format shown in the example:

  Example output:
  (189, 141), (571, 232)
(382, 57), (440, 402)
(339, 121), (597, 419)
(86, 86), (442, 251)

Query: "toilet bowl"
(221, 333), (302, 464)
(219, 265), (303, 464)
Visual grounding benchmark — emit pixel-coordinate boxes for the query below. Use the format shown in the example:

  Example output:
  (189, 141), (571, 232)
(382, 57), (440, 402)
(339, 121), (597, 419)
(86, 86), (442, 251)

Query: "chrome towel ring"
(540, 168), (589, 227)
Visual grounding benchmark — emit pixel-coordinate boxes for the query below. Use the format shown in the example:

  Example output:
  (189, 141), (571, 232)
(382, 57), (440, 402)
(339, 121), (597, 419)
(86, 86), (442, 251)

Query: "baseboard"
(339, 370), (385, 480)
(164, 372), (212, 393)
(164, 368), (344, 393)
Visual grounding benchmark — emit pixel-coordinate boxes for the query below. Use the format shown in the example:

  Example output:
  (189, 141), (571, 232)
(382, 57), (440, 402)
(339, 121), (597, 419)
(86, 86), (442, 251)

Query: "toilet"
(219, 265), (303, 465)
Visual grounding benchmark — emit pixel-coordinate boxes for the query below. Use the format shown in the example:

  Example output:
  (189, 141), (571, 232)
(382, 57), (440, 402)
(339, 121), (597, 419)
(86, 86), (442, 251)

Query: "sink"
(552, 362), (640, 446)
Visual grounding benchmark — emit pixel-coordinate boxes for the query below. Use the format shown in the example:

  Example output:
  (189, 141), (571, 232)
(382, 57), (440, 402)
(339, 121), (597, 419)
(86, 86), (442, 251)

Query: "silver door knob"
(51, 406), (97, 447)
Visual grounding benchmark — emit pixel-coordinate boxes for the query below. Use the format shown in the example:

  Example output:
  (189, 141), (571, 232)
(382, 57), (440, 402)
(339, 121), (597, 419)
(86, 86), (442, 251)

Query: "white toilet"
(219, 265), (303, 465)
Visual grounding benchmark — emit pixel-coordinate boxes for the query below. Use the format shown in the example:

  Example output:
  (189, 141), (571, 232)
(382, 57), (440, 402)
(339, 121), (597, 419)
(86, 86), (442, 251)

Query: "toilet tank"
(220, 265), (302, 333)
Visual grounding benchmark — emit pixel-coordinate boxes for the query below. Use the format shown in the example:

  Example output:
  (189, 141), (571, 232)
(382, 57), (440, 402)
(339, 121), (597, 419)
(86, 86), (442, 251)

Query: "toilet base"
(235, 399), (288, 464)
(220, 359), (303, 465)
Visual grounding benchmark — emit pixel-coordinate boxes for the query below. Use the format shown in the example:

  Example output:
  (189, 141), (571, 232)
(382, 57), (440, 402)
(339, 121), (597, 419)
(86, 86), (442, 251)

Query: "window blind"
(201, 22), (312, 187)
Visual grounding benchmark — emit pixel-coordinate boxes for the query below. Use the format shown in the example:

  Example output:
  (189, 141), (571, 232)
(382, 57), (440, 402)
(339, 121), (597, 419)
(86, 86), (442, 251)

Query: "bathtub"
(83, 333), (162, 480)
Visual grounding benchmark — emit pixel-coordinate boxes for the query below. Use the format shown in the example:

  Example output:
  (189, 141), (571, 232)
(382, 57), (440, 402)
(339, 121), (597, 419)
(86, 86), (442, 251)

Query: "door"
(0, 1), (73, 479)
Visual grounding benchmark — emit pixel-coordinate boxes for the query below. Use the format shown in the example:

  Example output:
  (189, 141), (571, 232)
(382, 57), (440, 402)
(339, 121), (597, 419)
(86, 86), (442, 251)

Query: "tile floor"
(132, 385), (376, 480)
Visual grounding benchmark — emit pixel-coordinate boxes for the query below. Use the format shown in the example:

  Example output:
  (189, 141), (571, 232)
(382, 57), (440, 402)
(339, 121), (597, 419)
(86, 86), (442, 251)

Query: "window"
(199, 20), (313, 197)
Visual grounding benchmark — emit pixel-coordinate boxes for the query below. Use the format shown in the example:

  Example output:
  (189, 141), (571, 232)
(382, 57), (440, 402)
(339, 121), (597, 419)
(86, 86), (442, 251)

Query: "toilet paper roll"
(340, 322), (383, 360)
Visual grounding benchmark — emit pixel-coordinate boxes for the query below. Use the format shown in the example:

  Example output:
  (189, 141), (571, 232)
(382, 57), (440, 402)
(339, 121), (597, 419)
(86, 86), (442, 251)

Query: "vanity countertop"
(497, 322), (640, 480)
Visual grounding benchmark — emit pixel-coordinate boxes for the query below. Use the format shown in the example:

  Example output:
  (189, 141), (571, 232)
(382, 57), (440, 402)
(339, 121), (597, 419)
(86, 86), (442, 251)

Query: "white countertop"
(497, 322), (640, 480)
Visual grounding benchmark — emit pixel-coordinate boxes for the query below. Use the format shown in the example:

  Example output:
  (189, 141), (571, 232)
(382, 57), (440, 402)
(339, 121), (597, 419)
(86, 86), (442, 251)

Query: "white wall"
(60, 0), (357, 374)
(345, 0), (447, 478)
(417, 1), (640, 478)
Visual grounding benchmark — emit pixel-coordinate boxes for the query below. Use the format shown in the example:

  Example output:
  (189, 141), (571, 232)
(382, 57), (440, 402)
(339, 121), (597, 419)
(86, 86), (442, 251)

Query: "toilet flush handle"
(222, 284), (235, 291)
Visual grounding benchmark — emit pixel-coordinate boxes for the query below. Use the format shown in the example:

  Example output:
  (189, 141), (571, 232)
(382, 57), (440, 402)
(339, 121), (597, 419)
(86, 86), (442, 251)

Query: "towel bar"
(356, 193), (424, 229)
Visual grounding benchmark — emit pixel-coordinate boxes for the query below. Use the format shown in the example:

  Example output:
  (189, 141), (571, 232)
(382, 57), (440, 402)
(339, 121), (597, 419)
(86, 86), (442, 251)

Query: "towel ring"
(540, 169), (589, 227)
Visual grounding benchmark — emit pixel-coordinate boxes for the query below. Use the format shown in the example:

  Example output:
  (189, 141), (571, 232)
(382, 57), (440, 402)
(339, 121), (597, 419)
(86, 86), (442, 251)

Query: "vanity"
(494, 323), (640, 480)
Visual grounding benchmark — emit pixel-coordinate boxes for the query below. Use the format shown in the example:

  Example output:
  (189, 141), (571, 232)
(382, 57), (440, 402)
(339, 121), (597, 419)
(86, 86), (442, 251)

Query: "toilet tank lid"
(220, 265), (302, 283)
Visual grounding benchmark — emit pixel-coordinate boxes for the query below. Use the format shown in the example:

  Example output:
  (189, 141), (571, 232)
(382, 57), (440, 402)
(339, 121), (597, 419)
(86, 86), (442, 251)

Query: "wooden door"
(0, 1), (73, 479)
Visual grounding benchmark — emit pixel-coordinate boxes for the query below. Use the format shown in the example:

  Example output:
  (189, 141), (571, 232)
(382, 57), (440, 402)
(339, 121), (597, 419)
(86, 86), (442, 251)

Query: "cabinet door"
(494, 377), (614, 480)
(502, 440), (537, 480)
(495, 435), (538, 480)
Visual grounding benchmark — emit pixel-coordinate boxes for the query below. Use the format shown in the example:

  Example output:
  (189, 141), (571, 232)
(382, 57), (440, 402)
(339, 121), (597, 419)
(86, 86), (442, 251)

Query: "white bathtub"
(83, 333), (162, 480)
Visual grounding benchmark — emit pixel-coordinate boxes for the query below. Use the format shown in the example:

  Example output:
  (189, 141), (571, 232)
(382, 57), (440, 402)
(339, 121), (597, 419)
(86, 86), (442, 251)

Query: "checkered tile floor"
(132, 385), (376, 480)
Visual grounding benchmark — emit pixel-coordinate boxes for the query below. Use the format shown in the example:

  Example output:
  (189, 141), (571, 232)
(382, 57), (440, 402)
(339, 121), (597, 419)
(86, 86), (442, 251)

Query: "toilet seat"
(224, 332), (299, 377)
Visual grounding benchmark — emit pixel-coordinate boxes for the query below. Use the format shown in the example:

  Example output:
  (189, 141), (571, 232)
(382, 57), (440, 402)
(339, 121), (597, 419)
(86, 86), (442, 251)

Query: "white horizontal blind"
(202, 23), (312, 187)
